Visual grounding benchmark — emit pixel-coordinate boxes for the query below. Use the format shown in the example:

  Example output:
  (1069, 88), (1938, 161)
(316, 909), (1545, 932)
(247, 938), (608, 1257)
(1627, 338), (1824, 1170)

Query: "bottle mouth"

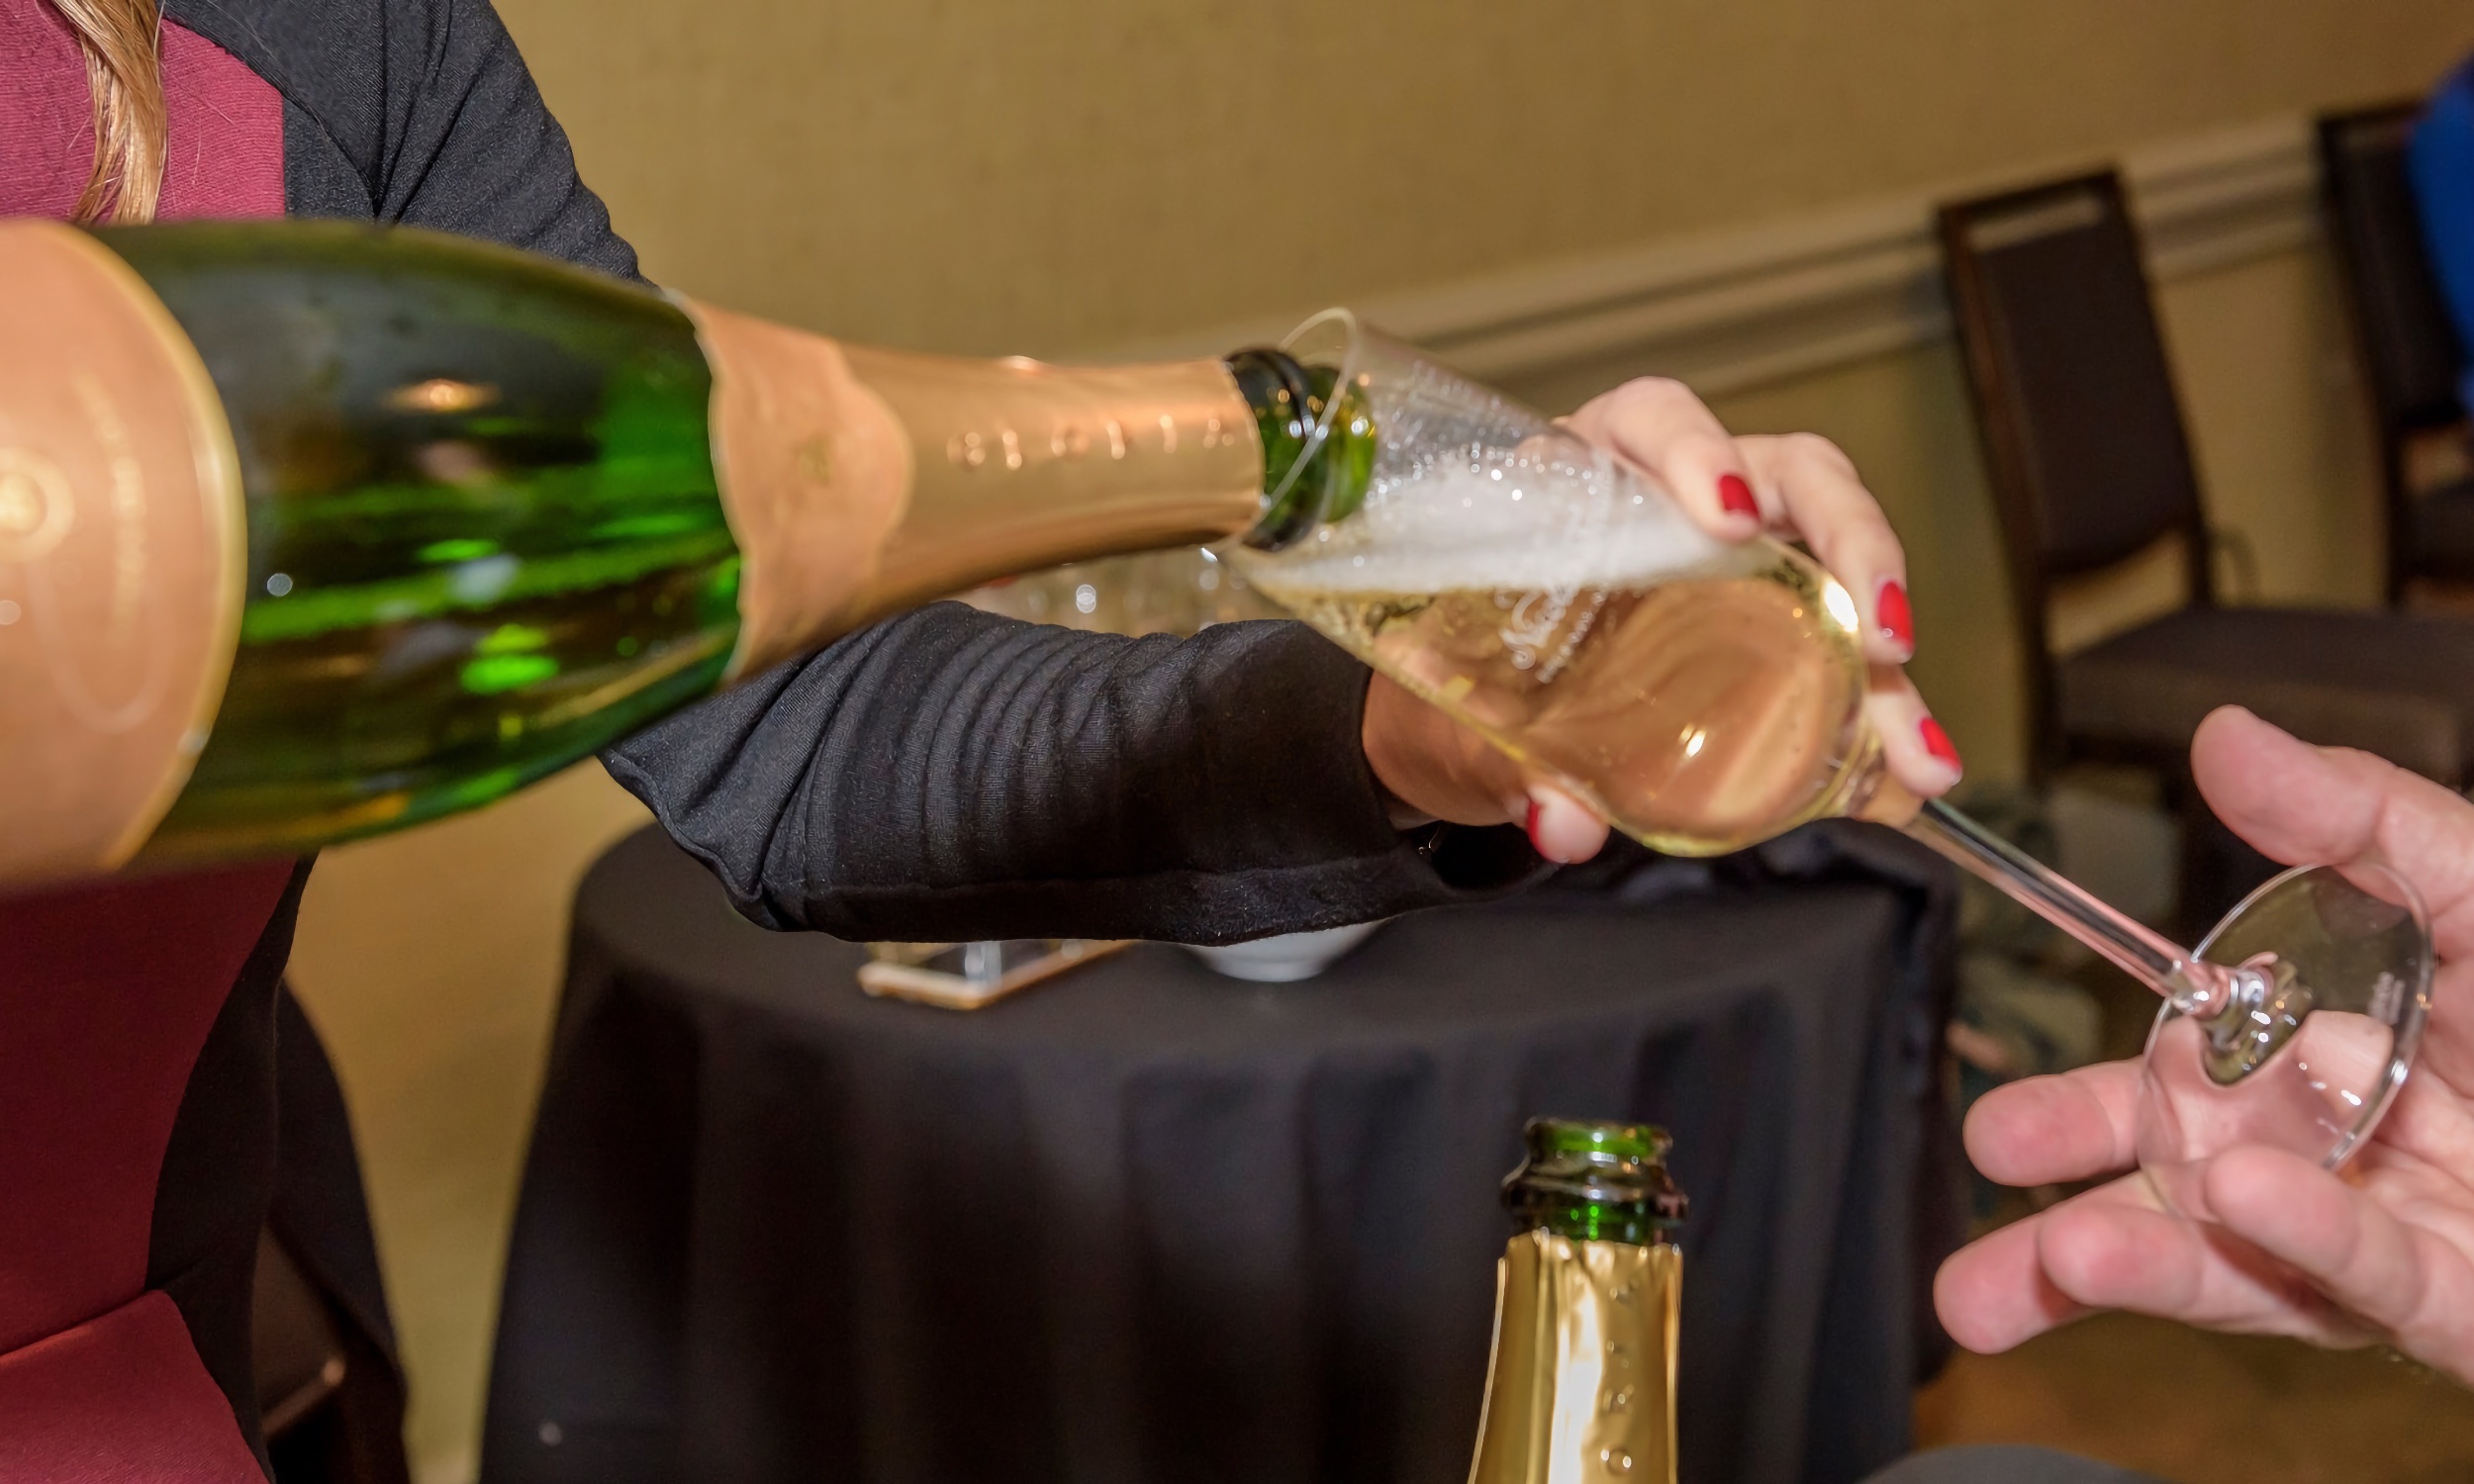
(1504, 1117), (1688, 1231)
(1528, 1117), (1669, 1163)
(1226, 308), (1370, 551)
(1265, 307), (1363, 516)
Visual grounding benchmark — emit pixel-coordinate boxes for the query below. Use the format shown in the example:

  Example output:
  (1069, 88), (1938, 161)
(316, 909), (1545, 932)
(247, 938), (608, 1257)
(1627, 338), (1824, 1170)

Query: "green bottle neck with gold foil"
(1501, 1118), (1688, 1248)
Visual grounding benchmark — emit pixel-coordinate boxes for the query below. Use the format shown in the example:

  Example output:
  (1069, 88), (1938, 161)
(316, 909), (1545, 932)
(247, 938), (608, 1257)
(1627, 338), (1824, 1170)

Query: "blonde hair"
(51, 0), (167, 224)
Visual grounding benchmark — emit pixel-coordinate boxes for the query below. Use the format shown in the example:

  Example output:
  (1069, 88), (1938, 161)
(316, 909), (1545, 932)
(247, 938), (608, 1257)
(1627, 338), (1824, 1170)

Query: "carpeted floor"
(1914, 1312), (2474, 1484)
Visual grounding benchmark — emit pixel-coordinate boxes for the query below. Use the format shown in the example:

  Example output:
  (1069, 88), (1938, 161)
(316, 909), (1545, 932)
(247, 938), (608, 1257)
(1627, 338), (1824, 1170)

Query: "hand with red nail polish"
(1522, 788), (1600, 866)
(1876, 580), (1914, 654)
(1557, 382), (1956, 808)
(1367, 378), (1960, 852)
(1361, 674), (1613, 865)
(1718, 473), (1760, 519)
(1919, 716), (1961, 775)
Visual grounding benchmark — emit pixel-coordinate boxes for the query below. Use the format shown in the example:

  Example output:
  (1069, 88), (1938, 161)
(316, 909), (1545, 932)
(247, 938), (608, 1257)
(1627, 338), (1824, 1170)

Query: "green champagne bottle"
(1470, 1119), (1688, 1484)
(0, 219), (1369, 891)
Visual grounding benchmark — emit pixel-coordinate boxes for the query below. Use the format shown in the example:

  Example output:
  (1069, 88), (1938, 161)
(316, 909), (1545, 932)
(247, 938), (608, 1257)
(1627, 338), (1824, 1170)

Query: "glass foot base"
(2137, 862), (2431, 1175)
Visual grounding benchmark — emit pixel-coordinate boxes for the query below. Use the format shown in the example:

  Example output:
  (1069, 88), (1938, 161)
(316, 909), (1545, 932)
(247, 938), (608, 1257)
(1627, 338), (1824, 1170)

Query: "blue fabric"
(2411, 60), (2474, 409)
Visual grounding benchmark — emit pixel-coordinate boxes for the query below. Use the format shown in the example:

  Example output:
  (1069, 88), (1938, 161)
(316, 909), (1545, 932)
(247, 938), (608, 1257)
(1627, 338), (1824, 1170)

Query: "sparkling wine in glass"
(1227, 310), (2436, 1179)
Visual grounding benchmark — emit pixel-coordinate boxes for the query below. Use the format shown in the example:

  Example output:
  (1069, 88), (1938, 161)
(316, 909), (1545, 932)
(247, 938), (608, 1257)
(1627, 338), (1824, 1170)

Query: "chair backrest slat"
(1939, 173), (2212, 580)
(1938, 170), (2215, 773)
(2319, 104), (2467, 435)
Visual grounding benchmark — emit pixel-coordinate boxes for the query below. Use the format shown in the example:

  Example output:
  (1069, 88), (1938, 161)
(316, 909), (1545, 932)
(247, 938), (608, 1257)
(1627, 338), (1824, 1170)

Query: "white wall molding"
(1100, 115), (2321, 398)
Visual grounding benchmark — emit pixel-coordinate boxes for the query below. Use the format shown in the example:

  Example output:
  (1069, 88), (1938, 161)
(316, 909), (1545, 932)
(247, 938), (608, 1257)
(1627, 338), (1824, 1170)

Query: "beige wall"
(496, 0), (2474, 355)
(284, 2), (2474, 1477)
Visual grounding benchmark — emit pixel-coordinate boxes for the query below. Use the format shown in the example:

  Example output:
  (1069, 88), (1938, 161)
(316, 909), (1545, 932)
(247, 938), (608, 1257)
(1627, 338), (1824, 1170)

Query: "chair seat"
(2405, 475), (2474, 582)
(2055, 605), (2474, 785)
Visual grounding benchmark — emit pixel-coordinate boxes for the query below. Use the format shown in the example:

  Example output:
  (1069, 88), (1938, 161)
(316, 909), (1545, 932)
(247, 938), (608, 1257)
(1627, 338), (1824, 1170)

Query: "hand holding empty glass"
(1939, 708), (2474, 1378)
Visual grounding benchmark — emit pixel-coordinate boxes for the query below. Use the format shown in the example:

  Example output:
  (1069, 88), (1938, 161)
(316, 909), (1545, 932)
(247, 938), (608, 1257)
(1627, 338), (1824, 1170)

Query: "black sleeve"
(164, 0), (639, 277)
(603, 604), (1547, 945)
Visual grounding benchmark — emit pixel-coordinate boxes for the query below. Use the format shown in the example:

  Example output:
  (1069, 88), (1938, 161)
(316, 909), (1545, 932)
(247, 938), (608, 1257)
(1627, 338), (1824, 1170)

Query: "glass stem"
(1904, 797), (2240, 1019)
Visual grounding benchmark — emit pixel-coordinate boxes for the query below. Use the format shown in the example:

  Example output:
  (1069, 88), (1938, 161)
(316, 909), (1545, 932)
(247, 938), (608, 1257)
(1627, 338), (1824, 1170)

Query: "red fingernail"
(1525, 799), (1546, 854)
(1876, 579), (1914, 651)
(1718, 473), (1758, 518)
(1920, 716), (1962, 773)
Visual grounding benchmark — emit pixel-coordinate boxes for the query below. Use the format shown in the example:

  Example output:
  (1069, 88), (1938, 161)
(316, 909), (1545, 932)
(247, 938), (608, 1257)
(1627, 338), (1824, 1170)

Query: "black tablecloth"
(482, 824), (1961, 1484)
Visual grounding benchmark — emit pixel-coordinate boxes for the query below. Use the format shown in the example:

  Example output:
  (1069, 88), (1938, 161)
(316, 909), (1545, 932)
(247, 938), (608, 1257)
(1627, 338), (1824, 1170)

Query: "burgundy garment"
(2, 0), (648, 1470)
(0, 3), (288, 1476)
(0, 862), (294, 1478)
(0, 0), (284, 220)
(0, 864), (294, 1350)
(0, 1293), (268, 1479)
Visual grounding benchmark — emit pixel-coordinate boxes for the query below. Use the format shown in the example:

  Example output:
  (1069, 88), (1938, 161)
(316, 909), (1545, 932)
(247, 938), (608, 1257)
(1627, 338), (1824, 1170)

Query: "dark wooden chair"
(1936, 172), (2474, 918)
(2318, 101), (2474, 598)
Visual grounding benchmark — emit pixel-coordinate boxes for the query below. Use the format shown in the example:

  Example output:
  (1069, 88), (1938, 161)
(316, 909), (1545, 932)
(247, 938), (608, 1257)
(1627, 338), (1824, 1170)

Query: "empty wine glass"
(1910, 802), (2432, 1188)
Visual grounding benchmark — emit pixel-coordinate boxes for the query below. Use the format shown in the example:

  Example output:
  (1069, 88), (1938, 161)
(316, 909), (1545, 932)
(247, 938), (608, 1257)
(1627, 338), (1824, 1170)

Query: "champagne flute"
(1225, 310), (2435, 1183)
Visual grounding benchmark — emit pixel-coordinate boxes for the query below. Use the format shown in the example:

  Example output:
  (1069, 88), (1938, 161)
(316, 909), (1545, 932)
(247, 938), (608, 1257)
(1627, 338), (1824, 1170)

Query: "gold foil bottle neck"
(684, 296), (1266, 677)
(830, 343), (1264, 624)
(681, 300), (915, 680)
(1469, 1230), (1681, 1484)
